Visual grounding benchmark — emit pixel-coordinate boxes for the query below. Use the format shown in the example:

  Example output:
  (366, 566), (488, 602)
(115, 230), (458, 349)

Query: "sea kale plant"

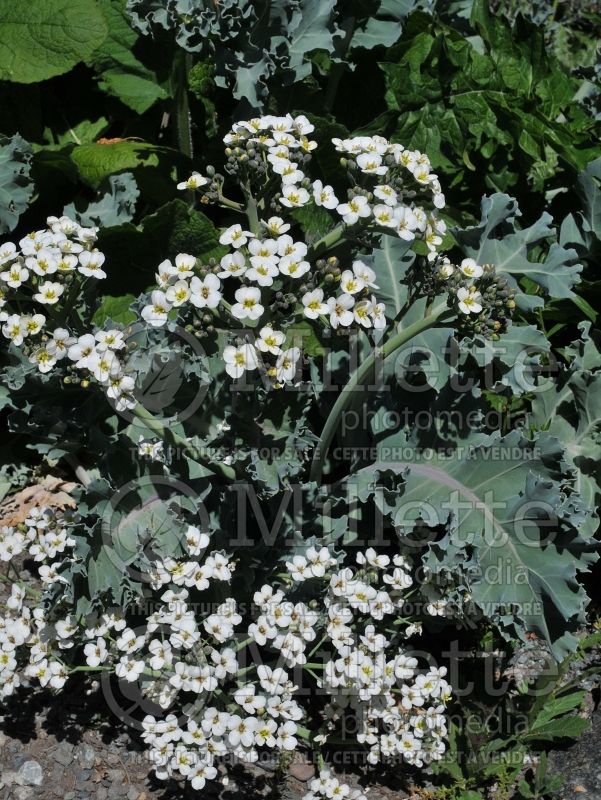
(0, 110), (598, 795)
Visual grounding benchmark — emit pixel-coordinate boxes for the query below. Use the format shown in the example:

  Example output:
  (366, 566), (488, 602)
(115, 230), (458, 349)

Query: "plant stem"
(132, 405), (236, 482)
(308, 223), (346, 260)
(174, 52), (193, 159)
(245, 192), (260, 236)
(308, 301), (449, 484)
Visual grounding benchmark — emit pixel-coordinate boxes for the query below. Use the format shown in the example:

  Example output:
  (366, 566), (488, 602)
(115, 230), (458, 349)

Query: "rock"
(14, 788), (34, 800)
(97, 789), (109, 800)
(106, 769), (125, 783)
(53, 741), (74, 766)
(108, 784), (128, 798)
(127, 789), (139, 800)
(289, 762), (315, 782)
(2, 770), (19, 786)
(75, 742), (96, 770)
(17, 760), (43, 787)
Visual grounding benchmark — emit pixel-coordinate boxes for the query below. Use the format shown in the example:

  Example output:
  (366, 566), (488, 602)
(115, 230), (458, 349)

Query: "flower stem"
(132, 405), (236, 482)
(308, 301), (449, 484)
(308, 223), (346, 260)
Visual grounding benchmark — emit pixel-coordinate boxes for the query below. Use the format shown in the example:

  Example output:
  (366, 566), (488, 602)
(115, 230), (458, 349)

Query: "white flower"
(1, 263), (28, 287)
(231, 287), (264, 321)
(95, 329), (125, 352)
(263, 216), (290, 236)
(78, 250), (107, 279)
(278, 255), (310, 279)
(219, 224), (253, 248)
(276, 347), (301, 383)
(353, 299), (374, 328)
(374, 184), (398, 205)
(218, 251), (247, 278)
(312, 180), (338, 209)
(280, 185), (310, 208)
(26, 249), (58, 276)
(337, 196), (371, 225)
(29, 348), (57, 373)
(46, 327), (75, 359)
(33, 281), (64, 305)
(116, 656), (145, 682)
(0, 241), (16, 265)
(84, 638), (108, 667)
(142, 290), (172, 327)
(372, 204), (396, 228)
(394, 206), (418, 240)
(256, 326), (285, 355)
(276, 721), (298, 750)
(68, 333), (96, 367)
(272, 160), (304, 185)
(223, 343), (259, 379)
(459, 258), (483, 279)
(302, 288), (328, 320)
(328, 294), (355, 328)
(2, 314), (26, 345)
(356, 152), (388, 175)
(457, 287), (483, 315)
(246, 258), (280, 286)
(88, 350), (122, 384)
(170, 253), (197, 278)
(165, 280), (191, 307)
(177, 172), (208, 191)
(340, 270), (365, 295)
(189, 764), (217, 790)
(190, 274), (222, 309)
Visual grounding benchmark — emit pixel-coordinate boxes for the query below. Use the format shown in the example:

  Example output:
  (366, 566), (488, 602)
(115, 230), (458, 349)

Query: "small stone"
(127, 789), (139, 800)
(14, 788), (34, 800)
(77, 769), (91, 781)
(53, 741), (74, 766)
(107, 769), (125, 783)
(64, 794), (76, 800)
(2, 770), (18, 786)
(75, 742), (96, 770)
(97, 789), (108, 800)
(108, 785), (128, 798)
(17, 761), (43, 787)
(289, 763), (316, 782)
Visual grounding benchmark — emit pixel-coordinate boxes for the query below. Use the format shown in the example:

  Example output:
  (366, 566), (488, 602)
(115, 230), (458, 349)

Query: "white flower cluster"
(0, 496), (452, 790)
(331, 134), (446, 256)
(162, 114), (452, 382)
(303, 770), (367, 800)
(0, 506), (75, 580)
(437, 256), (485, 315)
(280, 547), (451, 766)
(0, 506), (79, 698)
(0, 217), (106, 370)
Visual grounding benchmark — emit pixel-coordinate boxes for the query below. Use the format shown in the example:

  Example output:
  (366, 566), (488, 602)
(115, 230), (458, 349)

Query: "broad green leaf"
(358, 430), (597, 658)
(0, 0), (108, 83)
(0, 133), (34, 233)
(89, 0), (168, 113)
(64, 172), (139, 227)
(93, 294), (137, 326)
(71, 141), (175, 189)
(366, 235), (414, 318)
(454, 193), (582, 306)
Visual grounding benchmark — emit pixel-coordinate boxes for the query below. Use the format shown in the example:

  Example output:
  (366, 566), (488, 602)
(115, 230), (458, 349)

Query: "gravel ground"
(548, 703), (601, 799)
